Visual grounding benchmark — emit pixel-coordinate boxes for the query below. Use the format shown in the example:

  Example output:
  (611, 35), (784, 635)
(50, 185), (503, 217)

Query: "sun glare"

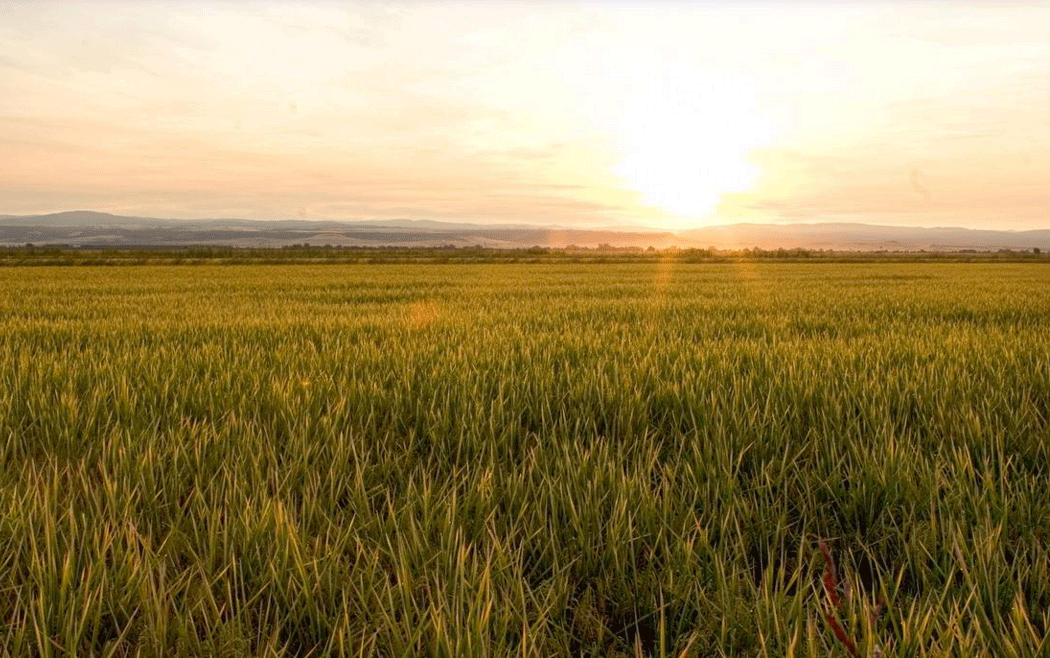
(605, 64), (773, 229)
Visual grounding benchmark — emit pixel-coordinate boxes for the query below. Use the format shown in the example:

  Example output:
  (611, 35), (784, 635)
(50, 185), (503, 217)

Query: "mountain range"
(2, 211), (1048, 251)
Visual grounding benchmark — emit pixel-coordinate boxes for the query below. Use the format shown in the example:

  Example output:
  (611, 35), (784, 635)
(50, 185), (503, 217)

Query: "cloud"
(2, 2), (1050, 229)
(909, 169), (931, 201)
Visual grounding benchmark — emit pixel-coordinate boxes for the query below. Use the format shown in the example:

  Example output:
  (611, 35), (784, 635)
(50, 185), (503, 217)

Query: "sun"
(606, 66), (773, 230)
(614, 134), (761, 229)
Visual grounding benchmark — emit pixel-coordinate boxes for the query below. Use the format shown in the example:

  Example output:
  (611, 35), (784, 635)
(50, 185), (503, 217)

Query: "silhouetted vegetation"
(2, 243), (1049, 266)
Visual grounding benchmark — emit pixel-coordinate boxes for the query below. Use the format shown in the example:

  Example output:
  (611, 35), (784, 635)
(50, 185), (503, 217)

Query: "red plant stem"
(819, 540), (842, 609)
(824, 613), (861, 658)
(819, 541), (861, 657)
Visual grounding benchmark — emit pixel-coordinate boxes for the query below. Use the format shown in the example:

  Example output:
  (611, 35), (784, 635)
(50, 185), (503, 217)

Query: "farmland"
(1, 262), (1048, 656)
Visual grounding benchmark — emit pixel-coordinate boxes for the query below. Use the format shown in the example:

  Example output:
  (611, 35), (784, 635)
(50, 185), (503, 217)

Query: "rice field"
(1, 262), (1048, 657)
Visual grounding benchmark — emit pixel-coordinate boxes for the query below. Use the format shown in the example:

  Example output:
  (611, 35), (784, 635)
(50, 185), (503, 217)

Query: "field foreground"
(1, 263), (1048, 656)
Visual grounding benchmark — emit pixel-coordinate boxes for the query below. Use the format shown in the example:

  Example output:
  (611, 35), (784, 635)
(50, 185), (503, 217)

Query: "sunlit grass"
(1, 263), (1048, 656)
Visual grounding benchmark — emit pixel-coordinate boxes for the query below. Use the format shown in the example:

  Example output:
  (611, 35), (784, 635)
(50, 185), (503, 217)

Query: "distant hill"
(678, 222), (1050, 251)
(0, 211), (165, 227)
(1, 211), (1047, 251)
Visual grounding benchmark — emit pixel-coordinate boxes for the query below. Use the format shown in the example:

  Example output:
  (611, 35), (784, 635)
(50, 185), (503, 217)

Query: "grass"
(1, 262), (1048, 656)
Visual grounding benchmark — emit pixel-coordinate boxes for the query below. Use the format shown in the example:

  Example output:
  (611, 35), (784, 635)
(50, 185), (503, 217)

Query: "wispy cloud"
(2, 2), (1049, 228)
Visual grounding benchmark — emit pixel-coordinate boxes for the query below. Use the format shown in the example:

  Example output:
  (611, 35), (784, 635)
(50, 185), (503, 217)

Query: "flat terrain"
(1, 263), (1048, 656)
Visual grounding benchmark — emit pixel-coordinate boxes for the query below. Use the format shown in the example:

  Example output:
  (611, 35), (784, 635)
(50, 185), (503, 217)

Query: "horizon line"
(4, 209), (1048, 234)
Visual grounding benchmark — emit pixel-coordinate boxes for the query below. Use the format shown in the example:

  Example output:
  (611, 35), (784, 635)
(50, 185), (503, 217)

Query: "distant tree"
(1034, 247), (1041, 254)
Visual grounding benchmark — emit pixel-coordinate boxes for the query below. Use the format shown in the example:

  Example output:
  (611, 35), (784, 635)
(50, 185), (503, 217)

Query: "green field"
(1, 263), (1048, 656)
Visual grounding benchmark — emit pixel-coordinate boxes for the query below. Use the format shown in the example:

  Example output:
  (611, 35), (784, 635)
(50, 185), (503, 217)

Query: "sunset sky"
(2, 2), (1049, 230)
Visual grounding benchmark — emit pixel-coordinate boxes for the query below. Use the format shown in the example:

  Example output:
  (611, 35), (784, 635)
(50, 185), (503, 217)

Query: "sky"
(2, 1), (1049, 230)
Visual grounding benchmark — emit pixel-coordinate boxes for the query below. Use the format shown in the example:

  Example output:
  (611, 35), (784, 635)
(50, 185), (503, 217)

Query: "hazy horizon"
(3, 2), (1049, 230)
(6, 208), (1050, 237)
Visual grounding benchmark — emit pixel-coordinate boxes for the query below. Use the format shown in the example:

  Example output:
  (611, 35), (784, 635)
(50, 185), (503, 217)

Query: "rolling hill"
(1, 211), (1047, 251)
